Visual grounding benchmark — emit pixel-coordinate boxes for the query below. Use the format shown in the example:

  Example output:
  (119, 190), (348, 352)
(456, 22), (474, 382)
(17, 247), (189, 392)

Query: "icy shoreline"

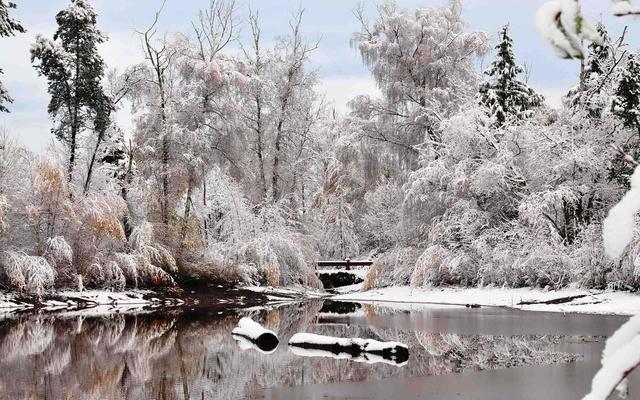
(332, 286), (640, 316)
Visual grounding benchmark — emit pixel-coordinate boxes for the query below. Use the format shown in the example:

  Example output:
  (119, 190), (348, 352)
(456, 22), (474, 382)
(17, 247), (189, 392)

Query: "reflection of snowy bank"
(289, 333), (409, 366)
(333, 286), (640, 315)
(0, 289), (181, 315)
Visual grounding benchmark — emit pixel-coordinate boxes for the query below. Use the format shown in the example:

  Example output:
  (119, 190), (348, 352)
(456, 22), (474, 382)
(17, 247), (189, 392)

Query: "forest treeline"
(1, 0), (640, 296)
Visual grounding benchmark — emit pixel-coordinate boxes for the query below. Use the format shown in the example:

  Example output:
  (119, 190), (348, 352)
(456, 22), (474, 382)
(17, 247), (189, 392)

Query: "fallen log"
(231, 317), (279, 354)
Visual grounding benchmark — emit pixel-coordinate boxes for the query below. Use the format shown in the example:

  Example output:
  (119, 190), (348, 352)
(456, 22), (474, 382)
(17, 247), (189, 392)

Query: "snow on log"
(231, 317), (279, 354)
(288, 333), (409, 366)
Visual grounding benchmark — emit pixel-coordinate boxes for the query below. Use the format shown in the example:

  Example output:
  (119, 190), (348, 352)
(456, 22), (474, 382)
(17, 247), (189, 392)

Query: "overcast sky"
(0, 0), (636, 152)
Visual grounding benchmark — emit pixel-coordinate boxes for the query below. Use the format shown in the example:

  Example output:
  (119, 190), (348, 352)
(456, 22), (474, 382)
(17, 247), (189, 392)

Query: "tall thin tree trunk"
(68, 125), (77, 184)
(83, 135), (103, 194)
(255, 95), (267, 200)
(272, 98), (288, 201)
(160, 90), (169, 226)
(202, 164), (208, 245)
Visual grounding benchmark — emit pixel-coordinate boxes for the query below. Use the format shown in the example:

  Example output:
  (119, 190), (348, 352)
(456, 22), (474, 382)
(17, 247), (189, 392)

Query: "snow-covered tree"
(0, 0), (25, 113)
(612, 54), (640, 136)
(30, 0), (112, 184)
(352, 0), (489, 151)
(478, 25), (544, 126)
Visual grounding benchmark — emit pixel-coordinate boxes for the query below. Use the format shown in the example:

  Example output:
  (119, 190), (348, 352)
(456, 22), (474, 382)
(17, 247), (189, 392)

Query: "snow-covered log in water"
(288, 333), (409, 366)
(231, 317), (279, 354)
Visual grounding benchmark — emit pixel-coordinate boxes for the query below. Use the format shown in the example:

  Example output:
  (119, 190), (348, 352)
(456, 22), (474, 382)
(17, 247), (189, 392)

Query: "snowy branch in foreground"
(613, 0), (640, 16)
(602, 165), (640, 258)
(582, 315), (640, 400)
(536, 0), (640, 59)
(536, 0), (602, 59)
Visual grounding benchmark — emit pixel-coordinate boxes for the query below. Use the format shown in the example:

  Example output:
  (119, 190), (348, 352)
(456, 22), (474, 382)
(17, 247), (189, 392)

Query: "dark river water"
(0, 298), (636, 400)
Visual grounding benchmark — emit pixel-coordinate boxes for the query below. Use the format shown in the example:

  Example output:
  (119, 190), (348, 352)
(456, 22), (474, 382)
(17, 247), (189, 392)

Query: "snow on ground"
(0, 289), (178, 313)
(332, 286), (640, 315)
(243, 286), (327, 300)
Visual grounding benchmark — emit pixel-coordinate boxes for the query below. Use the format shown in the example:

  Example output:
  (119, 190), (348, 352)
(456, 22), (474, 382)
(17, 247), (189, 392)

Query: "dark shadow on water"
(319, 300), (362, 314)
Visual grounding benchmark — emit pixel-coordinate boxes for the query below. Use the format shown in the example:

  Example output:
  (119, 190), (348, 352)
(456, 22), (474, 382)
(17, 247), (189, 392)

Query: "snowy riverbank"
(0, 285), (323, 316)
(0, 289), (181, 314)
(332, 286), (640, 316)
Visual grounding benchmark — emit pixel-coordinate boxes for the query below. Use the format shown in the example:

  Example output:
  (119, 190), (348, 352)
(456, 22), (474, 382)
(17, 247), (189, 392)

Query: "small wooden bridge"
(317, 259), (373, 271)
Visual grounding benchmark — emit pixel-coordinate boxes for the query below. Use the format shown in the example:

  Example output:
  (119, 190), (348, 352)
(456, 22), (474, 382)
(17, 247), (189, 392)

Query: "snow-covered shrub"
(69, 192), (128, 268)
(0, 251), (26, 291)
(86, 261), (126, 291)
(363, 247), (421, 290)
(209, 233), (321, 288)
(411, 246), (477, 287)
(188, 244), (255, 284)
(43, 236), (77, 288)
(237, 237), (281, 287)
(197, 166), (322, 288)
(130, 222), (177, 273)
(268, 234), (318, 287)
(136, 256), (176, 287)
(113, 252), (140, 287)
(110, 250), (175, 288)
(0, 251), (56, 296)
(45, 236), (73, 267)
(26, 158), (77, 254)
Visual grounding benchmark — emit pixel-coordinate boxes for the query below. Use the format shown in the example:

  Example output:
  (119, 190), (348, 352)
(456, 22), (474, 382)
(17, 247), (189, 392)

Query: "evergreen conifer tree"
(478, 25), (544, 126)
(612, 54), (640, 136)
(584, 24), (612, 81)
(609, 54), (640, 188)
(0, 1), (25, 112)
(30, 0), (113, 183)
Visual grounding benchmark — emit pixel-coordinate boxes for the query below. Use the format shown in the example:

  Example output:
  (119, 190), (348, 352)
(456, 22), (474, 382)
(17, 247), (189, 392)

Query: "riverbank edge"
(0, 289), (183, 313)
(332, 286), (640, 316)
(0, 285), (329, 315)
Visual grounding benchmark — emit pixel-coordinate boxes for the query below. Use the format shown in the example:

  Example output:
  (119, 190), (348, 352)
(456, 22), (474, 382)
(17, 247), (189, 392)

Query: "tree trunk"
(255, 95), (267, 200)
(68, 125), (77, 184)
(82, 135), (103, 194)
(272, 98), (288, 201)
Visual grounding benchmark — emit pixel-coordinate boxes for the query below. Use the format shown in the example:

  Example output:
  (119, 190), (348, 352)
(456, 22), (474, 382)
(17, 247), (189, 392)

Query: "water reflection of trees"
(0, 302), (577, 400)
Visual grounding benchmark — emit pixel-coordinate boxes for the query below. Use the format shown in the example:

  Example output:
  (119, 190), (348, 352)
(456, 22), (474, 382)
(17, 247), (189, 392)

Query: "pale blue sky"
(0, 0), (636, 151)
